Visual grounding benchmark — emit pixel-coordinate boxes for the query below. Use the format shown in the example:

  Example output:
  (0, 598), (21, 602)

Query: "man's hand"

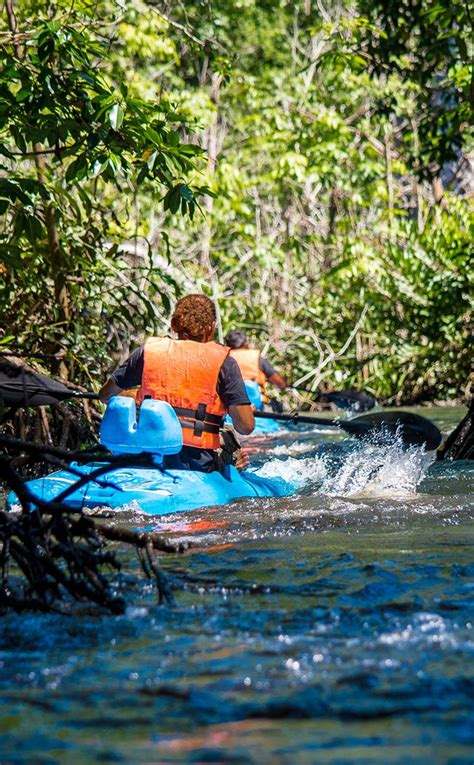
(234, 449), (250, 471)
(268, 372), (288, 390)
(98, 377), (124, 403)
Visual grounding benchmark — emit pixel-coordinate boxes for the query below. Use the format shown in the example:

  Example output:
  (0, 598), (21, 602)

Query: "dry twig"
(0, 438), (187, 614)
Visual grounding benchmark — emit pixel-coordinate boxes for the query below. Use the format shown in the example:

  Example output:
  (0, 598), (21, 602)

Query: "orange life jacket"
(136, 337), (230, 450)
(229, 348), (267, 401)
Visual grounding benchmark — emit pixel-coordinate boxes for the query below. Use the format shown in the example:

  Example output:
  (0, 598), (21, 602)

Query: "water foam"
(319, 439), (432, 498)
(254, 456), (328, 489)
(269, 442), (317, 457)
(255, 435), (432, 499)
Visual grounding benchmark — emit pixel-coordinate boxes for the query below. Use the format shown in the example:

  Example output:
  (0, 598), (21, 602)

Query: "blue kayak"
(225, 381), (282, 435)
(8, 397), (291, 516)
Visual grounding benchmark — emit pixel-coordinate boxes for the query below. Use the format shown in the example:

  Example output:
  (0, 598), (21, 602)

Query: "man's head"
(224, 329), (249, 349)
(171, 294), (216, 342)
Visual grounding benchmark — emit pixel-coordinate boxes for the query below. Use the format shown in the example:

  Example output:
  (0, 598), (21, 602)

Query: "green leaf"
(179, 185), (193, 202)
(13, 210), (44, 243)
(168, 188), (181, 214)
(0, 144), (13, 159)
(179, 143), (204, 156)
(136, 165), (149, 185)
(0, 240), (23, 267)
(146, 150), (158, 170)
(0, 180), (29, 205)
(167, 130), (180, 147)
(65, 155), (88, 183)
(92, 156), (109, 176)
(38, 33), (55, 63)
(161, 292), (171, 312)
(109, 104), (124, 130)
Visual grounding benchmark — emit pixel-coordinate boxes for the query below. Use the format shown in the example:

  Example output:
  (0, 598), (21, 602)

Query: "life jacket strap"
(172, 404), (224, 437)
(179, 419), (222, 436)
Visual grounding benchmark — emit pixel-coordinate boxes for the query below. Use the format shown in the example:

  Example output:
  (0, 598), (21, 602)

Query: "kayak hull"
(7, 398), (291, 517)
(239, 380), (283, 434)
(250, 416), (282, 434)
(224, 414), (282, 435)
(8, 462), (289, 516)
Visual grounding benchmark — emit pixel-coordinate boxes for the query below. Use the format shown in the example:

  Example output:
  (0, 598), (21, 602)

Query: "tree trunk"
(5, 0), (70, 378)
(33, 149), (70, 324)
(385, 131), (394, 240)
(200, 72), (224, 342)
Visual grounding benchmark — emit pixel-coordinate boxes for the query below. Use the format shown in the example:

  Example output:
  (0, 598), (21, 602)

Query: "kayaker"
(224, 330), (288, 403)
(99, 295), (254, 473)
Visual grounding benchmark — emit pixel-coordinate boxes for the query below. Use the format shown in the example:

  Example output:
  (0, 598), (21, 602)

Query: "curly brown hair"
(170, 294), (217, 341)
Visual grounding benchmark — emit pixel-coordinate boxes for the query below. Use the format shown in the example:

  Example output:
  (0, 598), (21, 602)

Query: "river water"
(0, 406), (473, 763)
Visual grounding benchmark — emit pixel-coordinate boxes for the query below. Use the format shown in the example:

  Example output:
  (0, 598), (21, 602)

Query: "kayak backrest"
(245, 380), (263, 410)
(100, 396), (183, 456)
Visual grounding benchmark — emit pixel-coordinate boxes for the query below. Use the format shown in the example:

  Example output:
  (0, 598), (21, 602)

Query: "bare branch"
(293, 305), (369, 389)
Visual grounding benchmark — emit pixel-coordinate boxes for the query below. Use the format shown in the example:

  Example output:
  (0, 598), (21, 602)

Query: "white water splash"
(255, 436), (432, 499)
(254, 456), (328, 489)
(319, 440), (432, 498)
(269, 442), (317, 457)
(84, 500), (144, 515)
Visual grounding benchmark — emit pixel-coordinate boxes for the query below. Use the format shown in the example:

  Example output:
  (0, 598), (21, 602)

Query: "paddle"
(0, 358), (78, 408)
(1, 356), (374, 412)
(291, 386), (377, 413)
(0, 362), (441, 449)
(254, 409), (442, 450)
(68, 394), (441, 450)
(0, 355), (103, 409)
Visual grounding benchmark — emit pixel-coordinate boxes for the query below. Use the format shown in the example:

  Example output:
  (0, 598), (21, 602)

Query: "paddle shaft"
(71, 391), (442, 449)
(290, 385), (321, 397)
(73, 391), (340, 428)
(255, 409), (442, 450)
(255, 409), (337, 428)
(48, 387), (375, 413)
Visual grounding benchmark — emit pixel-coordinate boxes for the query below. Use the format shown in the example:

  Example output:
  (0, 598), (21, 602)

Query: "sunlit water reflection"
(0, 406), (473, 763)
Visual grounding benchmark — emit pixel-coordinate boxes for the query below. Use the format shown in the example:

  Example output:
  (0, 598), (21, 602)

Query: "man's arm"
(260, 357), (288, 390)
(268, 371), (288, 390)
(228, 403), (255, 435)
(99, 347), (144, 403)
(268, 372), (288, 390)
(218, 357), (255, 435)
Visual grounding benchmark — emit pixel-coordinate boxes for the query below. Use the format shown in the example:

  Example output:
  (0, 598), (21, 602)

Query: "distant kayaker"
(224, 330), (288, 403)
(99, 295), (254, 473)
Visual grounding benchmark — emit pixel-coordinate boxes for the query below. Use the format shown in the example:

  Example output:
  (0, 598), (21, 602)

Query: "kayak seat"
(100, 396), (183, 456)
(245, 380), (263, 410)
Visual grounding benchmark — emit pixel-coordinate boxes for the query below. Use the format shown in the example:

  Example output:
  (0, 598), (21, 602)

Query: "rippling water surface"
(1, 406), (473, 764)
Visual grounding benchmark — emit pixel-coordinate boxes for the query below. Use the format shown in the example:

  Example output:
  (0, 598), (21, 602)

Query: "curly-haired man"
(99, 294), (254, 473)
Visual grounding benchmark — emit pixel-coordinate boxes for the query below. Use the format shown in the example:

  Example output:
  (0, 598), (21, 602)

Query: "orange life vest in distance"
(229, 348), (268, 401)
(137, 337), (230, 450)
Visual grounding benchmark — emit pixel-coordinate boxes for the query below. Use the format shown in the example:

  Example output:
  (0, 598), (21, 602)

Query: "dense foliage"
(1, 0), (472, 402)
(0, 0), (209, 379)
